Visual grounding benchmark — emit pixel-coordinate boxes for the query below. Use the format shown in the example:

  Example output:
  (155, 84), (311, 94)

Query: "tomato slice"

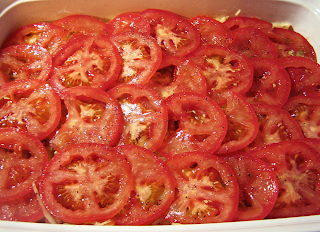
(141, 9), (200, 56)
(278, 56), (320, 97)
(187, 45), (253, 99)
(49, 34), (121, 94)
(0, 191), (44, 222)
(230, 27), (278, 59)
(223, 16), (273, 35)
(165, 152), (239, 223)
(113, 145), (174, 225)
(2, 22), (69, 55)
(0, 128), (48, 202)
(222, 153), (278, 221)
(158, 92), (227, 157)
(0, 44), (52, 82)
(53, 14), (112, 36)
(108, 12), (151, 35)
(211, 91), (258, 154)
(283, 93), (320, 139)
(38, 143), (132, 224)
(245, 57), (291, 107)
(248, 140), (320, 218)
(0, 79), (61, 140)
(50, 86), (123, 151)
(189, 15), (235, 47)
(108, 84), (168, 152)
(109, 31), (162, 85)
(268, 27), (317, 62)
(145, 55), (208, 99)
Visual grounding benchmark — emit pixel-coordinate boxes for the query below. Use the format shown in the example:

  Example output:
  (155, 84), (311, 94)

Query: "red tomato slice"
(165, 152), (239, 223)
(248, 140), (320, 218)
(0, 44), (52, 82)
(2, 22), (69, 55)
(246, 103), (304, 151)
(158, 92), (227, 157)
(49, 34), (121, 94)
(38, 143), (133, 224)
(278, 56), (320, 97)
(50, 86), (123, 151)
(268, 27), (317, 62)
(0, 79), (61, 140)
(141, 9), (200, 56)
(223, 16), (273, 35)
(108, 12), (151, 35)
(109, 32), (162, 85)
(189, 15), (235, 47)
(53, 14), (112, 36)
(0, 191), (44, 222)
(145, 55), (208, 99)
(222, 153), (278, 221)
(283, 93), (320, 139)
(113, 145), (174, 225)
(108, 84), (168, 152)
(0, 128), (48, 202)
(211, 91), (258, 154)
(230, 27), (278, 59)
(245, 57), (291, 107)
(187, 45), (253, 99)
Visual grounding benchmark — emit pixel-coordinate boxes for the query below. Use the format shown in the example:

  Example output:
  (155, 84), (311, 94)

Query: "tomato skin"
(189, 15), (235, 47)
(0, 79), (61, 140)
(212, 91), (259, 154)
(230, 27), (278, 59)
(187, 45), (253, 100)
(0, 128), (48, 202)
(108, 84), (168, 152)
(109, 31), (162, 85)
(0, 44), (52, 82)
(223, 16), (273, 34)
(165, 152), (239, 223)
(222, 153), (278, 221)
(113, 145), (175, 225)
(245, 57), (291, 107)
(50, 34), (121, 94)
(141, 9), (200, 56)
(53, 14), (112, 36)
(269, 27), (317, 62)
(158, 92), (227, 157)
(145, 55), (208, 99)
(39, 143), (133, 224)
(283, 93), (320, 139)
(2, 22), (69, 55)
(108, 12), (151, 35)
(248, 140), (320, 218)
(50, 86), (123, 151)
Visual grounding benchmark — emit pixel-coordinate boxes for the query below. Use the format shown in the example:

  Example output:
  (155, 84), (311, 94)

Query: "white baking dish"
(1, 0), (320, 231)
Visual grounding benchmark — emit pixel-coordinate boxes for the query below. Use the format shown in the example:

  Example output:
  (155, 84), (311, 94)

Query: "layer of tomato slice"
(245, 57), (291, 107)
(222, 152), (278, 221)
(158, 92), (227, 157)
(145, 55), (208, 99)
(38, 143), (133, 224)
(187, 45), (253, 100)
(50, 86), (123, 151)
(248, 140), (320, 218)
(109, 31), (162, 85)
(108, 84), (168, 152)
(112, 145), (174, 225)
(0, 44), (52, 82)
(49, 33), (121, 94)
(0, 128), (48, 202)
(0, 79), (61, 140)
(141, 9), (200, 56)
(165, 152), (239, 223)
